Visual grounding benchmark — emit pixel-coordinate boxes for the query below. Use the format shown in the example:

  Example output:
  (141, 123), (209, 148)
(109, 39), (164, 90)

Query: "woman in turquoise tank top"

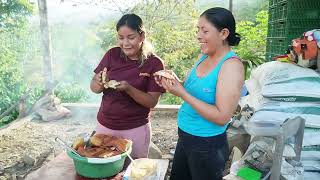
(155, 7), (244, 180)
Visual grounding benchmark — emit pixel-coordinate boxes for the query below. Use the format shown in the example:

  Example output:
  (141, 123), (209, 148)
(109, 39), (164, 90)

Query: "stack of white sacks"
(241, 61), (320, 149)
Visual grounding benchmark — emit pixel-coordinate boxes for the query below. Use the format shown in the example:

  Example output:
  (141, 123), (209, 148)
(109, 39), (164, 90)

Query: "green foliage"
(55, 83), (89, 103)
(0, 28), (26, 123)
(48, 23), (106, 103)
(19, 22), (103, 104)
(0, 111), (18, 127)
(160, 94), (183, 105)
(233, 0), (269, 21)
(97, 1), (268, 104)
(0, 1), (269, 112)
(0, 0), (33, 125)
(0, 0), (34, 28)
(51, 24), (103, 84)
(98, 0), (200, 104)
(97, 21), (118, 50)
(196, 0), (268, 21)
(234, 10), (268, 79)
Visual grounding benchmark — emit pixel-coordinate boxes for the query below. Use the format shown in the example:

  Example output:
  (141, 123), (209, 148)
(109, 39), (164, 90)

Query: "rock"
(12, 173), (17, 180)
(0, 163), (4, 175)
(33, 94), (72, 122)
(170, 149), (175, 155)
(32, 114), (42, 120)
(252, 151), (260, 159)
(17, 175), (24, 180)
(22, 155), (35, 166)
(148, 142), (162, 159)
(47, 104), (58, 111)
(53, 97), (61, 105)
(231, 147), (242, 164)
(66, 128), (76, 132)
(17, 162), (25, 168)
(32, 95), (52, 111)
(37, 105), (71, 121)
(169, 141), (177, 149)
(162, 154), (174, 160)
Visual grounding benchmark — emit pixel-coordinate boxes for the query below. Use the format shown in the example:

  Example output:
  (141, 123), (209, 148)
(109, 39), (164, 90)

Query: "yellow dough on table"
(130, 158), (157, 180)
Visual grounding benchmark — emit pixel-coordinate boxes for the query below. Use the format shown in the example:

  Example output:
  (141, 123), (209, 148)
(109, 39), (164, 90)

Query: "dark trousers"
(170, 128), (229, 180)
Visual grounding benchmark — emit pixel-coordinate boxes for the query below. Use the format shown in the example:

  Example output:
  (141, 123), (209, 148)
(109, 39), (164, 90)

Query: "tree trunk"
(37, 0), (54, 94)
(229, 0), (233, 13)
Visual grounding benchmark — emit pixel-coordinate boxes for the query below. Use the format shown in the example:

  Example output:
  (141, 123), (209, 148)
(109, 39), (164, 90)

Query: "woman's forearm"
(90, 79), (104, 94)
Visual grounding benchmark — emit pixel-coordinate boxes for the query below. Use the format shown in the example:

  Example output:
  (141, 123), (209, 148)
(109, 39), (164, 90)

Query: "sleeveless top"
(177, 51), (239, 137)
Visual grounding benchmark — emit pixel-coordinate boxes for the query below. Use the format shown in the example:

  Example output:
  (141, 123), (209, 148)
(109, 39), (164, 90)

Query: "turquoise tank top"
(177, 51), (238, 137)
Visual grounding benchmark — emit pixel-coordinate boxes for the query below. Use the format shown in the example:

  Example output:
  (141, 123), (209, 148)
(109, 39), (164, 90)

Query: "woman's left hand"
(116, 81), (132, 92)
(161, 78), (187, 98)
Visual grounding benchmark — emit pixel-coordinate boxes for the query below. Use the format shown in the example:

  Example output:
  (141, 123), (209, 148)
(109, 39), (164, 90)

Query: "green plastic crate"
(272, 0), (320, 8)
(265, 37), (290, 60)
(288, 0), (320, 9)
(269, 0), (277, 8)
(268, 19), (319, 38)
(268, 1), (320, 22)
(266, 0), (320, 61)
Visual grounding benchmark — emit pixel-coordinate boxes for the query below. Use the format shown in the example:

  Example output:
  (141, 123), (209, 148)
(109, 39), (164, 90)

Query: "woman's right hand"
(93, 71), (103, 86)
(90, 68), (108, 93)
(93, 67), (108, 86)
(154, 70), (181, 87)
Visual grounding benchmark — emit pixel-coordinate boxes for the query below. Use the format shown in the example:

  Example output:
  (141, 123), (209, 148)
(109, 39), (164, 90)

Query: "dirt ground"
(0, 110), (178, 180)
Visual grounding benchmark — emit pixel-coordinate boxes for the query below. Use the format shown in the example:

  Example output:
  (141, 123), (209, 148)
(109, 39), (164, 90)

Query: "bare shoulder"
(221, 58), (244, 73)
(219, 58), (244, 83)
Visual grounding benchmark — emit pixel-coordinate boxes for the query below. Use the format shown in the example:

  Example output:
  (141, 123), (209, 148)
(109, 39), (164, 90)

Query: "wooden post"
(37, 0), (54, 94)
(229, 0), (233, 13)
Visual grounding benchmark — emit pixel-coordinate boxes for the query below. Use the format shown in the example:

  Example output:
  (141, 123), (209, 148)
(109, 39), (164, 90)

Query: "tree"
(0, 0), (34, 125)
(234, 10), (268, 79)
(37, 0), (54, 93)
(0, 0), (33, 29)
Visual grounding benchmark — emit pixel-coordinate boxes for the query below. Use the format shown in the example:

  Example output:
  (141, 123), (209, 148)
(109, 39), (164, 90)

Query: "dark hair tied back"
(201, 7), (241, 46)
(228, 32), (241, 46)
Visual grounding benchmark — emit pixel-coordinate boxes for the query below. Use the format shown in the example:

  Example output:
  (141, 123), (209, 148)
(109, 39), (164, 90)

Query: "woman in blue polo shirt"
(155, 7), (244, 180)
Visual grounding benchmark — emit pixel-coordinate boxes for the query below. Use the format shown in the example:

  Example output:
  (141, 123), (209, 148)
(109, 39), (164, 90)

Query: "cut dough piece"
(153, 70), (175, 80)
(101, 68), (107, 84)
(104, 80), (120, 89)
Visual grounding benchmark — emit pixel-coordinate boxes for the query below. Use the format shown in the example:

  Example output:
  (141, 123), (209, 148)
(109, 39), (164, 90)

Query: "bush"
(0, 29), (26, 125)
(234, 10), (268, 78)
(55, 83), (89, 103)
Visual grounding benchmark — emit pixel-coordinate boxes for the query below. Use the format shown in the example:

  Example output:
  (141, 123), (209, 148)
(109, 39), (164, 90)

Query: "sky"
(30, 0), (139, 25)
